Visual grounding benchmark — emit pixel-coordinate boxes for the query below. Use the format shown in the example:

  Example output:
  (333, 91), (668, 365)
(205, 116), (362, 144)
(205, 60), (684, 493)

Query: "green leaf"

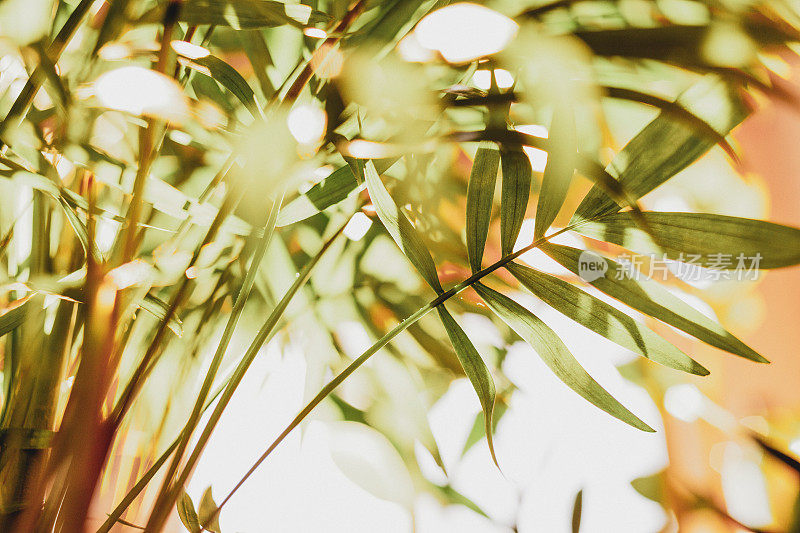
(177, 490), (201, 533)
(461, 399), (508, 457)
(146, 0), (330, 29)
(535, 102), (576, 239)
(139, 294), (183, 337)
(179, 54), (261, 118)
(473, 281), (654, 432)
(239, 30), (276, 100)
(505, 262), (707, 375)
(57, 197), (102, 262)
(364, 161), (443, 292)
(542, 243), (767, 362)
(574, 76), (748, 221)
(571, 489), (583, 533)
(466, 143), (500, 272)
(573, 211), (800, 270)
(500, 146), (532, 256)
(434, 484), (491, 519)
(631, 471), (665, 503)
(277, 160), (397, 227)
(198, 487), (221, 533)
(0, 298), (30, 338)
(349, 0), (428, 47)
(192, 74), (235, 113)
(436, 305), (498, 465)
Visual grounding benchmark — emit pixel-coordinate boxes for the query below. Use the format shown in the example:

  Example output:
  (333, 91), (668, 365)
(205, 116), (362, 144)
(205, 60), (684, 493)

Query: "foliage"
(0, 0), (799, 530)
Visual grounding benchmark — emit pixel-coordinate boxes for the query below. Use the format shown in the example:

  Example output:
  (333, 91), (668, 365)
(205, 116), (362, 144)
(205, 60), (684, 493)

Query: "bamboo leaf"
(462, 399), (508, 456)
(177, 491), (201, 533)
(364, 161), (443, 292)
(139, 294), (184, 337)
(542, 243), (767, 362)
(571, 489), (583, 533)
(239, 30), (276, 100)
(145, 0), (330, 29)
(573, 211), (800, 270)
(466, 143), (500, 272)
(574, 76), (748, 221)
(436, 305), (498, 465)
(57, 197), (103, 262)
(278, 159), (397, 227)
(198, 487), (221, 533)
(500, 146), (532, 256)
(278, 165), (361, 226)
(473, 281), (654, 432)
(535, 102), (576, 239)
(179, 53), (261, 118)
(435, 484), (491, 518)
(630, 471), (665, 503)
(505, 262), (708, 375)
(0, 297), (30, 338)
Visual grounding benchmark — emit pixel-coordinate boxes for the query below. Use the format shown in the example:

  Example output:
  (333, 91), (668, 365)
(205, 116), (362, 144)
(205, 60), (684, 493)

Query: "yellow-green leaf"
(573, 211), (800, 270)
(466, 143), (500, 272)
(500, 146), (532, 256)
(473, 281), (654, 432)
(436, 305), (498, 464)
(574, 75), (748, 221)
(535, 102), (576, 238)
(541, 243), (767, 362)
(364, 161), (443, 292)
(505, 262), (708, 375)
(177, 491), (201, 533)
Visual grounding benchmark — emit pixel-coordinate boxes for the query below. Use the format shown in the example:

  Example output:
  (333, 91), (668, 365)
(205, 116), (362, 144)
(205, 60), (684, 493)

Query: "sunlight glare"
(92, 66), (190, 124)
(415, 3), (518, 64)
(471, 69), (514, 90)
(343, 212), (373, 241)
(287, 104), (327, 145)
(171, 40), (211, 60)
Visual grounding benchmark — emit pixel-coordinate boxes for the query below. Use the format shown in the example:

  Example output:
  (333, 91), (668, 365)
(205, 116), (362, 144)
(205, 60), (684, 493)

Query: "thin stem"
(119, 0), (182, 263)
(95, 373), (232, 533)
(145, 192), (283, 527)
(110, 185), (244, 426)
(143, 220), (348, 532)
(278, 0), (366, 105)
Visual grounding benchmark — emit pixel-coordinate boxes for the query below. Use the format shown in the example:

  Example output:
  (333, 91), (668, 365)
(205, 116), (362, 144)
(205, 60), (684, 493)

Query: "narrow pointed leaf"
(542, 243), (768, 362)
(198, 487), (221, 532)
(573, 212), (800, 270)
(473, 281), (653, 432)
(364, 161), (443, 292)
(435, 484), (491, 519)
(0, 298), (30, 337)
(500, 146), (532, 256)
(631, 471), (666, 503)
(462, 399), (508, 456)
(535, 102), (576, 238)
(278, 159), (397, 227)
(571, 489), (583, 533)
(575, 76), (748, 221)
(436, 305), (498, 464)
(179, 53), (261, 118)
(177, 491), (201, 533)
(466, 143), (500, 272)
(140, 294), (184, 337)
(504, 262), (708, 375)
